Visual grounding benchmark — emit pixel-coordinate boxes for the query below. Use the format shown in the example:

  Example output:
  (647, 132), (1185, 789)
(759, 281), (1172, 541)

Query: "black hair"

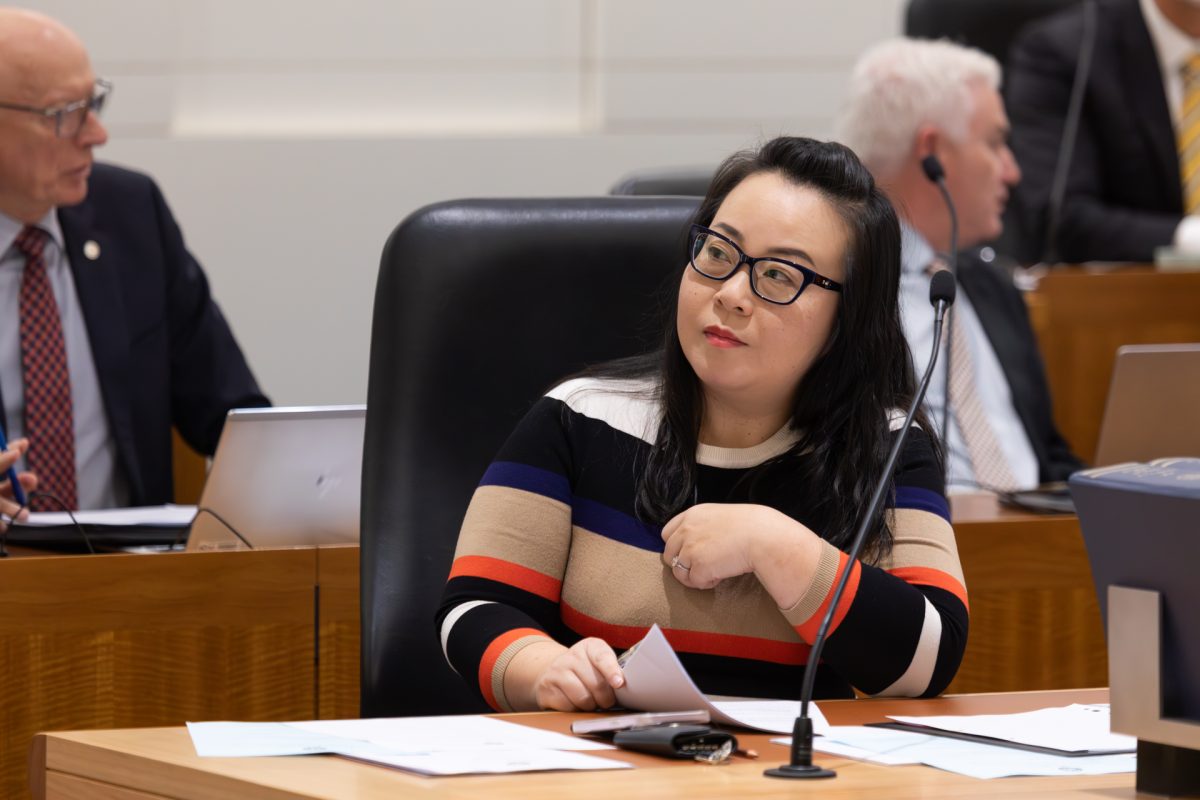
(583, 136), (934, 560)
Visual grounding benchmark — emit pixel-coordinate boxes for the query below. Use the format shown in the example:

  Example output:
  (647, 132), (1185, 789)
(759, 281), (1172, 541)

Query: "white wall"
(20, 0), (906, 404)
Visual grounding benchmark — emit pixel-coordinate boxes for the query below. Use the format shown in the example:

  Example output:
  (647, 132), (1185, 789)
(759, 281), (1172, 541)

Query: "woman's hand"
(661, 503), (822, 607)
(0, 439), (37, 531)
(505, 637), (625, 712)
(529, 638), (625, 711)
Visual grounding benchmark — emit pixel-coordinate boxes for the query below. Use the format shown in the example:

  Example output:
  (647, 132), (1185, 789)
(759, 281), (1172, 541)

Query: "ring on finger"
(670, 554), (690, 572)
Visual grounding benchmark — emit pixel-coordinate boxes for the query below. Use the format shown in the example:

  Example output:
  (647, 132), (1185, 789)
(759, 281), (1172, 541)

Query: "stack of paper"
(187, 716), (630, 776)
(782, 704), (1137, 779)
(615, 624), (829, 735)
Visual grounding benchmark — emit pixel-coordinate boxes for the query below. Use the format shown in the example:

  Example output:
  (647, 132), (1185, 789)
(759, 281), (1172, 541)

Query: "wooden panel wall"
(947, 495), (1107, 695)
(0, 549), (318, 799)
(1029, 266), (1200, 463)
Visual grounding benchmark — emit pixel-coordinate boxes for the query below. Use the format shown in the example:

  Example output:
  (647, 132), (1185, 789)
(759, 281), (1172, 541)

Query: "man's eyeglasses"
(688, 224), (843, 305)
(0, 78), (112, 139)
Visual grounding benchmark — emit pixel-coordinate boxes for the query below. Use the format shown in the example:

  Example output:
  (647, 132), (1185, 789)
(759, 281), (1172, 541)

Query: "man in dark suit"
(837, 38), (1083, 492)
(1007, 0), (1200, 263)
(0, 8), (267, 519)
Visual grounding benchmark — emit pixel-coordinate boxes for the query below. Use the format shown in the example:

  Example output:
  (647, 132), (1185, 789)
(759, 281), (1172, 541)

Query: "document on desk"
(615, 624), (829, 735)
(790, 725), (1137, 779)
(188, 716), (630, 776)
(19, 504), (197, 527)
(886, 703), (1136, 754)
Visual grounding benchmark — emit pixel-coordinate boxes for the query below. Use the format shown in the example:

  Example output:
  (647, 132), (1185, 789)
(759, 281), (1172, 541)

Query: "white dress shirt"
(0, 211), (128, 509)
(898, 225), (1040, 493)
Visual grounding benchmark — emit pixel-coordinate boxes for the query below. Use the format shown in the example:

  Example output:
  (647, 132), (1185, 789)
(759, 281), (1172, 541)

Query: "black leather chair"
(361, 197), (700, 717)
(609, 167), (714, 197)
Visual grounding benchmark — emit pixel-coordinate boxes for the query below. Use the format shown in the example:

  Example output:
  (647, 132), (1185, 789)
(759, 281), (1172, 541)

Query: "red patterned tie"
(14, 226), (78, 510)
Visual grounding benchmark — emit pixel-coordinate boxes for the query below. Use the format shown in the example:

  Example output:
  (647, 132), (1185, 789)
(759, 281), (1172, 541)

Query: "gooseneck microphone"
(1042, 0), (1097, 265)
(921, 154), (958, 464)
(765, 270), (957, 781)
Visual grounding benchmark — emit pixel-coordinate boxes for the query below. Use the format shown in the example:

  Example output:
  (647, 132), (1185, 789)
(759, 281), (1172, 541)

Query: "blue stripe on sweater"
(479, 461), (664, 551)
(892, 485), (950, 523)
(572, 496), (664, 552)
(480, 461), (572, 507)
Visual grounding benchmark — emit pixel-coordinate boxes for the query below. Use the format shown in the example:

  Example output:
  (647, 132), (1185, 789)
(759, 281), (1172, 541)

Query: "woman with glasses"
(438, 136), (966, 711)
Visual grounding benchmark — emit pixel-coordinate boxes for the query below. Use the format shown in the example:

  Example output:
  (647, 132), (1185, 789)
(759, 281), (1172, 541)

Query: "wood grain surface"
(35, 690), (1127, 800)
(0, 549), (324, 799)
(1029, 265), (1200, 463)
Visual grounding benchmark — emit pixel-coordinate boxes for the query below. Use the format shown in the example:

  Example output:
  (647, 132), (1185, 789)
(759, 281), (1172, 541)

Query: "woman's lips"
(703, 325), (745, 348)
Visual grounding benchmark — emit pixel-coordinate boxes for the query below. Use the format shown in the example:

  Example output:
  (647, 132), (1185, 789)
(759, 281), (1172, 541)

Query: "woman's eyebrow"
(713, 221), (816, 266)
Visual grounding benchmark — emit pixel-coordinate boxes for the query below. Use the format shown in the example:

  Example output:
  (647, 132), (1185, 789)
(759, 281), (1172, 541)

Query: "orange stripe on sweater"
(449, 555), (562, 602)
(795, 552), (860, 643)
(478, 627), (547, 711)
(887, 565), (969, 611)
(561, 603), (811, 665)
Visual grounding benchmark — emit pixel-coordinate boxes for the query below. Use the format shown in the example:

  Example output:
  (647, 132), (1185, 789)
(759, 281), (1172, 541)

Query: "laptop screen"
(187, 405), (365, 551)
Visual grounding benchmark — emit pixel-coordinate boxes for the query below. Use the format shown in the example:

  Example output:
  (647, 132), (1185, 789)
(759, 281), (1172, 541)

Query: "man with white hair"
(0, 7), (268, 521)
(836, 38), (1083, 493)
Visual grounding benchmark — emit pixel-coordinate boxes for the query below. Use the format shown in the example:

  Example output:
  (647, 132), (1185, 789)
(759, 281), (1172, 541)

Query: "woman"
(437, 137), (967, 712)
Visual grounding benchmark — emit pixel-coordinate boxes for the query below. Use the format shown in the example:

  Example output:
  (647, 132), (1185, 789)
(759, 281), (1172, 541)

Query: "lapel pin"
(83, 240), (101, 260)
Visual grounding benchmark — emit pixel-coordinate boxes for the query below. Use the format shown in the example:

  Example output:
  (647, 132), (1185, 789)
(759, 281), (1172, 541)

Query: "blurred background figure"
(837, 38), (1083, 494)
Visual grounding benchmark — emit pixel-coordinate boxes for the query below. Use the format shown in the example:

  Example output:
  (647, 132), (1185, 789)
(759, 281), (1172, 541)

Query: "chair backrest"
(904, 0), (1081, 67)
(361, 197), (700, 717)
(609, 167), (714, 197)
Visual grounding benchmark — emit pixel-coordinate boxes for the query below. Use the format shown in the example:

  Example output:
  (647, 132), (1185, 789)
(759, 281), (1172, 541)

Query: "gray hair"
(835, 38), (1001, 178)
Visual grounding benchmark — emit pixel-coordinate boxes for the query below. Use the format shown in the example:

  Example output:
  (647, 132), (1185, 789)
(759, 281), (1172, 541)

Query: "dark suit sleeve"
(958, 255), (1084, 483)
(148, 179), (270, 455)
(1007, 10), (1181, 263)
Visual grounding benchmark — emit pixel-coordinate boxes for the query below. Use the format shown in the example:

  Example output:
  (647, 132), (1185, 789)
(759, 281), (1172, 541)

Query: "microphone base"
(764, 764), (837, 779)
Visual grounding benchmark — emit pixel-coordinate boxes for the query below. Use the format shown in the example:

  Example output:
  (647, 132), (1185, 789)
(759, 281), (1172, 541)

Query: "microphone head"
(921, 154), (945, 183)
(929, 269), (956, 306)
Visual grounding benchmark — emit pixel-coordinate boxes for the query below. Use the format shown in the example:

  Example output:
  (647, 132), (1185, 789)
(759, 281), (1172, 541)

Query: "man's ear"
(914, 124), (942, 163)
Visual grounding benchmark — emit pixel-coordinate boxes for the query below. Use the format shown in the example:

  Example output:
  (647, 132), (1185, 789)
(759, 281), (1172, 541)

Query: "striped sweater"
(438, 377), (968, 711)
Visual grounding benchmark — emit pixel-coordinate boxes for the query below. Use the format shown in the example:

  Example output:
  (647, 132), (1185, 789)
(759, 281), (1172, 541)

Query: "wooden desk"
(0, 545), (359, 799)
(32, 688), (1129, 799)
(1028, 264), (1200, 463)
(948, 494), (1105, 695)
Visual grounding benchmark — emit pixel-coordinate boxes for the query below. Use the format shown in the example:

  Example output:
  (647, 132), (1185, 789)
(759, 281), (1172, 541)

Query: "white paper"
(887, 703), (1136, 754)
(615, 624), (829, 735)
(336, 745), (631, 776)
(186, 722), (351, 757)
(285, 715), (614, 752)
(21, 504), (196, 527)
(778, 725), (1136, 779)
(189, 715), (614, 762)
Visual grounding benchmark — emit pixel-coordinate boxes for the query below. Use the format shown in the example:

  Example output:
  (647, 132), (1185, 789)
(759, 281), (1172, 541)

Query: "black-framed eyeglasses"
(688, 224), (842, 305)
(0, 78), (112, 139)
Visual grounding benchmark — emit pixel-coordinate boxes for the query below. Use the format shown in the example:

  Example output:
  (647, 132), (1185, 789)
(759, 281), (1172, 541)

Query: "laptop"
(186, 405), (366, 551)
(1093, 344), (1200, 467)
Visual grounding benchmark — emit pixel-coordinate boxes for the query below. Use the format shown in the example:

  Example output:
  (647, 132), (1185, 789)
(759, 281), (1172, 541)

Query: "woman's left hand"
(660, 503), (822, 606)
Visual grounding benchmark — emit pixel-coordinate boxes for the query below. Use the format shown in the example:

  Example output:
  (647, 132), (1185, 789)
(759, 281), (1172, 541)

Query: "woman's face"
(677, 171), (848, 418)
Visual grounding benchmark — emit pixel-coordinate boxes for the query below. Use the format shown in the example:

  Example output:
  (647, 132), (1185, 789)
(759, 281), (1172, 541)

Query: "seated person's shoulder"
(86, 162), (165, 208)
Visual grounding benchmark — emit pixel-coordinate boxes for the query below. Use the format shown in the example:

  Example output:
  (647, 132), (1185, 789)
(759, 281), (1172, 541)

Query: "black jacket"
(957, 250), (1084, 483)
(1007, 0), (1181, 263)
(0, 163), (269, 505)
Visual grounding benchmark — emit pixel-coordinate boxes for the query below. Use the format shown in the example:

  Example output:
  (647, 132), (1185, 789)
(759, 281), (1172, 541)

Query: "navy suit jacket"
(957, 250), (1084, 483)
(1007, 0), (1181, 263)
(0, 163), (269, 505)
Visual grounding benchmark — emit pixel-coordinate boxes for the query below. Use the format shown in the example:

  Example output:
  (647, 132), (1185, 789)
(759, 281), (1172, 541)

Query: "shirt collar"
(1141, 0), (1197, 78)
(0, 209), (66, 262)
(900, 221), (937, 276)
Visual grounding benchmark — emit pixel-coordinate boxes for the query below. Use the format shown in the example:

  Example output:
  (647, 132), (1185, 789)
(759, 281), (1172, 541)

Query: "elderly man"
(836, 38), (1083, 493)
(0, 7), (267, 521)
